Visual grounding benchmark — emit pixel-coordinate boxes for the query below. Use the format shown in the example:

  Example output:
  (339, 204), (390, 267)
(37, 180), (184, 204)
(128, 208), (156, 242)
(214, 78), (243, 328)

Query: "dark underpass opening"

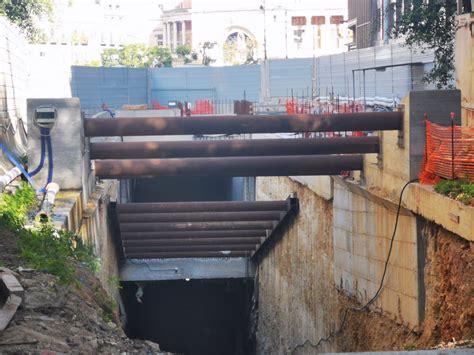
(122, 278), (254, 355)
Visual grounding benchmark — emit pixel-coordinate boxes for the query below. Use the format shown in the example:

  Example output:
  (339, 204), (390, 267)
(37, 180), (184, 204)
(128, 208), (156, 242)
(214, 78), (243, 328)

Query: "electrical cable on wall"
(286, 178), (418, 354)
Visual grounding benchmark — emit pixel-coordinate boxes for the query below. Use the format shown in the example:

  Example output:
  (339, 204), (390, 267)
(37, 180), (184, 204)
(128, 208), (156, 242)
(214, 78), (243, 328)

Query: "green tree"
(118, 43), (149, 67)
(199, 41), (217, 66)
(175, 44), (196, 64)
(101, 48), (121, 67)
(100, 45), (172, 68)
(0, 0), (53, 41)
(148, 46), (172, 67)
(394, 0), (470, 89)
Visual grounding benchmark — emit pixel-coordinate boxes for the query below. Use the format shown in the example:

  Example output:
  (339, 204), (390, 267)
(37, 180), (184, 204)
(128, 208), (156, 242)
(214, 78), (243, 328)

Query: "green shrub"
(434, 179), (474, 205)
(1, 184), (100, 284)
(0, 182), (36, 230)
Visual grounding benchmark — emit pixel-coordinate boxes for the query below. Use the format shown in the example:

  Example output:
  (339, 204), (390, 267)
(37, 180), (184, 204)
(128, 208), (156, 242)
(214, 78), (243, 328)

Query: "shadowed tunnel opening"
(131, 176), (234, 202)
(121, 279), (254, 355)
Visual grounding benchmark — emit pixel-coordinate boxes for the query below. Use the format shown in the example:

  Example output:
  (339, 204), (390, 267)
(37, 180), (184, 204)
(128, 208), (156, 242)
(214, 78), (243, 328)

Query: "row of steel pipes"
(85, 112), (402, 258)
(84, 112), (402, 179)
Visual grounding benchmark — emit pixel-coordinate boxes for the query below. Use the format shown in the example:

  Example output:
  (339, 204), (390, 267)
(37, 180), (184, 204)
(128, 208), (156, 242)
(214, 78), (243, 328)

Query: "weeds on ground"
(0, 182), (36, 230)
(434, 179), (474, 205)
(0, 184), (100, 284)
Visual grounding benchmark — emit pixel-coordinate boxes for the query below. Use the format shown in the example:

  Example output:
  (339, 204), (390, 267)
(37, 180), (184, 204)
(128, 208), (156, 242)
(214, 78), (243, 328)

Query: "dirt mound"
(0, 229), (163, 353)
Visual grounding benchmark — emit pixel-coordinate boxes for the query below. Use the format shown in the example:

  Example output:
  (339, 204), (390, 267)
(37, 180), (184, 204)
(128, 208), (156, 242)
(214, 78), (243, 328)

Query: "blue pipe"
(0, 143), (43, 192)
(45, 134), (53, 184)
(28, 128), (47, 176)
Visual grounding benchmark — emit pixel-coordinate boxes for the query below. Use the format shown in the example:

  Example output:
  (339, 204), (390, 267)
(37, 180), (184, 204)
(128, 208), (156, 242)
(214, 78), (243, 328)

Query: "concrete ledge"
(120, 257), (255, 281)
(404, 184), (473, 242)
(289, 175), (334, 200)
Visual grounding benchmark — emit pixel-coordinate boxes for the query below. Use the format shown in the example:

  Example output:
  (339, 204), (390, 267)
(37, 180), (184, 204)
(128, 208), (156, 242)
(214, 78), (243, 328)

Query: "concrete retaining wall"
(255, 176), (338, 354)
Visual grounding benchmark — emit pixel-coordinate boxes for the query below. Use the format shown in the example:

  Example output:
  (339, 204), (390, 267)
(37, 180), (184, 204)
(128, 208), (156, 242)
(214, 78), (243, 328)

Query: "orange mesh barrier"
(419, 119), (474, 184)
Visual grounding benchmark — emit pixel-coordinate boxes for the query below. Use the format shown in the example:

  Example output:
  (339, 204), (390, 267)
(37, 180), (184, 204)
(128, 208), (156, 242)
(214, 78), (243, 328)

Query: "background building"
(161, 0), (348, 65)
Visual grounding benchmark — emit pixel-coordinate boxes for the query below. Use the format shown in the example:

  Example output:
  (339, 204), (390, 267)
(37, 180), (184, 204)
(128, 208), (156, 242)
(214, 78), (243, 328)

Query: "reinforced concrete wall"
(255, 176), (338, 354)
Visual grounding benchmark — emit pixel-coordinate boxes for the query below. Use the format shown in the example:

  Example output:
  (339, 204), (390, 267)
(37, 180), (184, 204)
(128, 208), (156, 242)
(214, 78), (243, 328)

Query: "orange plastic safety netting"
(419, 119), (474, 184)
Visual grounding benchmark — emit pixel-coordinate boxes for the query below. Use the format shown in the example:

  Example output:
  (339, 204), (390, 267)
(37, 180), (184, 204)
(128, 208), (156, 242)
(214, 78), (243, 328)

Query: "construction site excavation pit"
(121, 279), (254, 355)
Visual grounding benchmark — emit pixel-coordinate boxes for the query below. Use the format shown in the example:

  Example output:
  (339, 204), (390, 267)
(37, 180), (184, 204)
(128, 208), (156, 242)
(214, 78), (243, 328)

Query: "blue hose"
(45, 133), (53, 184)
(0, 127), (54, 192)
(28, 128), (47, 176)
(0, 143), (43, 192)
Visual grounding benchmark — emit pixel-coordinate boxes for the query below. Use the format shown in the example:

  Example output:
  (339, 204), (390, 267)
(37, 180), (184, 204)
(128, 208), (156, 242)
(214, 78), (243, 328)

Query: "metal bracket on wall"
(397, 104), (405, 149)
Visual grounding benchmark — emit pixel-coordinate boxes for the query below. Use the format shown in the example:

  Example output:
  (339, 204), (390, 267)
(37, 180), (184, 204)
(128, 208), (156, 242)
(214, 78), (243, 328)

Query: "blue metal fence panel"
(71, 66), (148, 116)
(268, 58), (313, 98)
(149, 64), (260, 105)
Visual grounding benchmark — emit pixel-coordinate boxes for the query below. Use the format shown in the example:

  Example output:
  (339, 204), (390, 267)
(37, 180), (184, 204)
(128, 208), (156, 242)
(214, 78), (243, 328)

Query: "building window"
(291, 16), (306, 26)
(311, 16), (325, 25)
(330, 15), (344, 25)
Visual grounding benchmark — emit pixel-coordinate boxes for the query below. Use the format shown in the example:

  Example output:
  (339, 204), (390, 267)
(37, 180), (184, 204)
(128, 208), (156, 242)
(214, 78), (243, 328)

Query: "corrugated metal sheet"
(70, 42), (433, 114)
(71, 66), (148, 116)
(267, 58), (313, 98)
(149, 64), (260, 105)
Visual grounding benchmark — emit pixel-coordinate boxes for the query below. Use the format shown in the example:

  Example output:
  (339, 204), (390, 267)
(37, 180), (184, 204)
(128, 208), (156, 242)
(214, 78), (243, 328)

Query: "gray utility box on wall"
(27, 98), (85, 190)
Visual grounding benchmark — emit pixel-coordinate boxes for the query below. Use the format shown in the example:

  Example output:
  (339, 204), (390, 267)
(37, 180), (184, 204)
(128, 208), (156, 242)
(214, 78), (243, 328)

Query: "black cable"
(287, 178), (418, 354)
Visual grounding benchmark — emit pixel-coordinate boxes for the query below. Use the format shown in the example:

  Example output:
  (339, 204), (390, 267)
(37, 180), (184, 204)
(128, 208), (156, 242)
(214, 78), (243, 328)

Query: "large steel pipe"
(90, 136), (380, 159)
(121, 230), (267, 240)
(117, 200), (288, 214)
(118, 211), (282, 223)
(123, 237), (264, 247)
(95, 154), (363, 178)
(125, 244), (258, 253)
(84, 112), (402, 137)
(126, 251), (251, 259)
(120, 221), (276, 232)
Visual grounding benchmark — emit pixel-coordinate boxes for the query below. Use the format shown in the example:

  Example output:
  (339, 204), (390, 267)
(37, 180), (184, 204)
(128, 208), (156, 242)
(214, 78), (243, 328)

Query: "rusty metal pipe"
(125, 244), (258, 253)
(126, 251), (251, 259)
(90, 136), (380, 159)
(84, 112), (402, 137)
(123, 237), (264, 247)
(121, 230), (267, 240)
(95, 154), (363, 178)
(120, 221), (276, 232)
(118, 211), (283, 223)
(117, 200), (288, 214)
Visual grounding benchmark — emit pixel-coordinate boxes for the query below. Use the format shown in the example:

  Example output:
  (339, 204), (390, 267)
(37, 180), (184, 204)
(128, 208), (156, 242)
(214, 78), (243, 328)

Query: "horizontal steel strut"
(90, 136), (379, 159)
(84, 112), (402, 136)
(94, 154), (363, 178)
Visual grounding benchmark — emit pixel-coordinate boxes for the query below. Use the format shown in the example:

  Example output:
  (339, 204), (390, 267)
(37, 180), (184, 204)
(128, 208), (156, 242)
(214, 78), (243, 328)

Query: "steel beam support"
(123, 237), (265, 246)
(125, 244), (258, 253)
(84, 112), (402, 137)
(94, 154), (363, 178)
(90, 136), (380, 159)
(120, 257), (255, 281)
(117, 200), (289, 214)
(121, 230), (267, 240)
(117, 211), (283, 223)
(119, 221), (276, 232)
(125, 251), (252, 258)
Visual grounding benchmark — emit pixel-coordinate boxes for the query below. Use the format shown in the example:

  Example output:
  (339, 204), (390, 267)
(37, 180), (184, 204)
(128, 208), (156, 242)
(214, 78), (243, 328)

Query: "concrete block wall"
(333, 179), (421, 329)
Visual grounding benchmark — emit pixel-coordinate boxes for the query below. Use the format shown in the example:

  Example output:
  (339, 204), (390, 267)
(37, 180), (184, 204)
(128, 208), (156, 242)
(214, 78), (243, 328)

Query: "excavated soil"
(0, 228), (164, 354)
(337, 221), (473, 351)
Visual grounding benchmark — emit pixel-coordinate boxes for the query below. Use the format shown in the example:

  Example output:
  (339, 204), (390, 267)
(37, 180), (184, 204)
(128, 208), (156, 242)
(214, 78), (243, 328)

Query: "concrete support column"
(181, 20), (186, 46)
(173, 21), (178, 50)
(163, 23), (168, 46)
(167, 22), (171, 47)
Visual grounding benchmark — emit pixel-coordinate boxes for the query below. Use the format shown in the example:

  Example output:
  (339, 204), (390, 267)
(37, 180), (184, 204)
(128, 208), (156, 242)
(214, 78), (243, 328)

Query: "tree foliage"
(175, 44), (196, 64)
(0, 0), (53, 41)
(394, 0), (460, 89)
(199, 41), (217, 66)
(100, 44), (172, 68)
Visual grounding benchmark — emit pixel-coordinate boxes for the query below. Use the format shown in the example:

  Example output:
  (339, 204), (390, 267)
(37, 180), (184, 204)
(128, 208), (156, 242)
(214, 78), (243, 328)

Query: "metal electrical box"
(27, 98), (85, 190)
